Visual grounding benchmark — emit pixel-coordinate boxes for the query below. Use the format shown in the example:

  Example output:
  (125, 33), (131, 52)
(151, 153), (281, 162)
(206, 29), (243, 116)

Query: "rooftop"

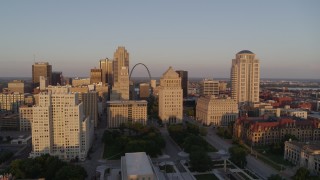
(124, 152), (154, 176)
(237, 50), (254, 54)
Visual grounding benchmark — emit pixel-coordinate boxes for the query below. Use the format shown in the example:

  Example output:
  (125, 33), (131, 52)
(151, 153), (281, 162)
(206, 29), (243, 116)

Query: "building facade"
(106, 100), (147, 128)
(32, 62), (52, 88)
(196, 95), (238, 126)
(19, 106), (33, 131)
(100, 58), (113, 85)
(51, 71), (62, 86)
(111, 67), (129, 100)
(30, 91), (94, 161)
(176, 70), (188, 98)
(231, 50), (260, 104)
(158, 67), (183, 124)
(139, 83), (150, 100)
(8, 80), (24, 94)
(200, 79), (219, 96)
(113, 46), (129, 85)
(0, 93), (25, 113)
(90, 68), (102, 84)
(72, 78), (91, 87)
(234, 117), (320, 146)
(284, 141), (320, 176)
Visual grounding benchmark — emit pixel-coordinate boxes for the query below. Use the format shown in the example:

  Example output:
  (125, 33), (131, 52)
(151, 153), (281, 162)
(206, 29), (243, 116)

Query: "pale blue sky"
(0, 1), (319, 78)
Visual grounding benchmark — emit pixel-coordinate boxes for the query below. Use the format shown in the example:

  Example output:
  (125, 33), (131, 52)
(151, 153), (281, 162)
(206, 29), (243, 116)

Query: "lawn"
(194, 174), (219, 180)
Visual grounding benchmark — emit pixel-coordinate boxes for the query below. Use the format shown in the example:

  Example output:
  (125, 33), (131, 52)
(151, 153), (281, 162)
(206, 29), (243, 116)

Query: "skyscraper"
(100, 58), (113, 85)
(32, 62), (52, 88)
(158, 67), (183, 124)
(175, 70), (188, 98)
(231, 50), (260, 104)
(30, 89), (93, 161)
(51, 71), (62, 86)
(199, 79), (219, 96)
(90, 68), (102, 84)
(113, 47), (129, 84)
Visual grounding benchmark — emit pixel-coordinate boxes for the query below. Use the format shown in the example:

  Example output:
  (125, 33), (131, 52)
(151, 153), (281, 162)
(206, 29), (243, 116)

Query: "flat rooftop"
(125, 152), (153, 176)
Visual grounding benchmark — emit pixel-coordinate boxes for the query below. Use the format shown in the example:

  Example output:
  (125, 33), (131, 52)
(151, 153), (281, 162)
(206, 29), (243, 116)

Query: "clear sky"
(0, 1), (319, 79)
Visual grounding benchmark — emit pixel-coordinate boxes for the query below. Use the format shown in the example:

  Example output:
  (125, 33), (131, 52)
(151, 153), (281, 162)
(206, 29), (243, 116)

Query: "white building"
(281, 108), (308, 119)
(107, 100), (147, 128)
(196, 95), (238, 126)
(158, 67), (183, 124)
(121, 152), (158, 180)
(284, 141), (320, 176)
(19, 106), (33, 131)
(30, 90), (94, 161)
(231, 50), (260, 104)
(199, 79), (219, 96)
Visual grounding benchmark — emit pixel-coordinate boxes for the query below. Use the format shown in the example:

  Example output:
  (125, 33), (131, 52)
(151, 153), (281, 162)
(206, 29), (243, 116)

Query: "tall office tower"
(111, 67), (129, 100)
(175, 70), (188, 98)
(30, 90), (93, 161)
(32, 62), (52, 88)
(113, 46), (129, 84)
(8, 80), (24, 93)
(200, 79), (219, 96)
(158, 67), (183, 124)
(139, 83), (150, 100)
(82, 92), (98, 128)
(231, 50), (260, 104)
(51, 71), (62, 86)
(100, 58), (113, 85)
(90, 68), (102, 84)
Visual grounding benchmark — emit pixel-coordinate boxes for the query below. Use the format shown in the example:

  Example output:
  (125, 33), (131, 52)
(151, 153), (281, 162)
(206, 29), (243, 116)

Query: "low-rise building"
(284, 140), (320, 175)
(234, 117), (320, 146)
(280, 108), (308, 119)
(107, 100), (147, 128)
(121, 152), (157, 180)
(199, 79), (219, 96)
(196, 95), (238, 126)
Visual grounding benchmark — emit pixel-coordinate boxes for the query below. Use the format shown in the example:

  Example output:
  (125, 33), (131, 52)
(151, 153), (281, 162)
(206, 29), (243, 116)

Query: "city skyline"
(0, 1), (319, 79)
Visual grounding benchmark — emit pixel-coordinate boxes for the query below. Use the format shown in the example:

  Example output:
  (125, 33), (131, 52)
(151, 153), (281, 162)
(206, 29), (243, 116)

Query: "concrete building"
(200, 79), (219, 96)
(82, 91), (99, 128)
(72, 78), (91, 87)
(19, 106), (33, 131)
(176, 70), (188, 98)
(0, 114), (20, 131)
(107, 100), (147, 128)
(150, 80), (157, 89)
(280, 108), (308, 119)
(234, 117), (320, 146)
(139, 83), (150, 100)
(90, 68), (102, 84)
(100, 58), (113, 85)
(32, 62), (52, 88)
(113, 46), (129, 85)
(39, 76), (48, 91)
(196, 95), (238, 126)
(158, 67), (183, 124)
(0, 92), (25, 113)
(121, 152), (157, 180)
(30, 91), (94, 161)
(284, 141), (320, 175)
(8, 80), (24, 94)
(219, 81), (228, 93)
(51, 71), (62, 86)
(231, 50), (260, 104)
(111, 67), (129, 100)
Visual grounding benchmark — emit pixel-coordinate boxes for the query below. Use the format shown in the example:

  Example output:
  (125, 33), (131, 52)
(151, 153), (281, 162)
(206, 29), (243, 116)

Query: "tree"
(229, 146), (247, 168)
(268, 174), (284, 180)
(183, 135), (208, 153)
(189, 150), (213, 172)
(54, 165), (87, 180)
(292, 167), (310, 180)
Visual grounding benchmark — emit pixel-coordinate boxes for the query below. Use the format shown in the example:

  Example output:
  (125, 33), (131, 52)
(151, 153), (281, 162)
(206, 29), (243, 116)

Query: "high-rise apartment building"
(200, 79), (219, 96)
(107, 100), (147, 128)
(100, 58), (113, 85)
(8, 80), (24, 94)
(231, 50), (260, 104)
(175, 70), (188, 98)
(196, 95), (238, 126)
(30, 90), (94, 161)
(158, 67), (183, 124)
(90, 68), (102, 84)
(32, 62), (52, 88)
(113, 46), (129, 84)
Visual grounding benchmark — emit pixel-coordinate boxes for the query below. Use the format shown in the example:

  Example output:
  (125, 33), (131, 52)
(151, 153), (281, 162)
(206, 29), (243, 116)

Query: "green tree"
(229, 146), (247, 168)
(199, 127), (207, 136)
(183, 135), (208, 153)
(189, 151), (213, 172)
(268, 174), (284, 180)
(54, 165), (87, 180)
